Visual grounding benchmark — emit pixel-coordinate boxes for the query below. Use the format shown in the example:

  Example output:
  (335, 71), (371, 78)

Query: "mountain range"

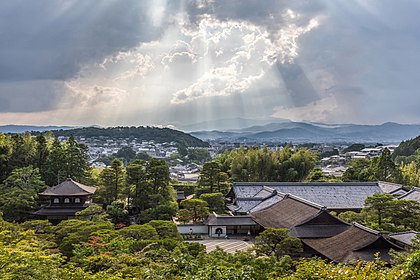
(2, 121), (420, 144)
(189, 120), (420, 144)
(0, 125), (74, 133)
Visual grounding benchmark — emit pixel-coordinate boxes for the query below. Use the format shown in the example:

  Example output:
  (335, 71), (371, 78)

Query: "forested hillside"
(50, 126), (209, 147)
(393, 135), (420, 159)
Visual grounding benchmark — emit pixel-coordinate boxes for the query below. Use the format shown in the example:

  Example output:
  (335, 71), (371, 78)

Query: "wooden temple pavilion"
(34, 178), (96, 224)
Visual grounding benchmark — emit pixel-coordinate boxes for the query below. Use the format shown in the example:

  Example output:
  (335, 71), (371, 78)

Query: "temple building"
(34, 178), (96, 224)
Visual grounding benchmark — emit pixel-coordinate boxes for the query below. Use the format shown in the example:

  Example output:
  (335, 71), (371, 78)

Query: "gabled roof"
(232, 182), (384, 210)
(206, 213), (256, 226)
(248, 194), (285, 213)
(377, 181), (406, 194)
(397, 187), (420, 202)
(303, 223), (404, 263)
(388, 231), (419, 247)
(39, 178), (96, 196)
(289, 211), (351, 239)
(250, 194), (324, 229)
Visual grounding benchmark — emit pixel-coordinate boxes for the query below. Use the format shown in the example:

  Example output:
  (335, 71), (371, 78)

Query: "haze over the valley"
(1, 1), (419, 128)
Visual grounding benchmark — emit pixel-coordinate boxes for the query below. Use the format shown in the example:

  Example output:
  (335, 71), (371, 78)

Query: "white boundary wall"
(178, 224), (208, 234)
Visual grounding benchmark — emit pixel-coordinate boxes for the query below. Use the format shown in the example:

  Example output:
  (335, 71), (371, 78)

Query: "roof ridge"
(247, 193), (286, 213)
(233, 181), (379, 186)
(352, 222), (380, 235)
(388, 230), (419, 236)
(377, 181), (403, 186)
(262, 185), (275, 192)
(294, 210), (351, 227)
(286, 193), (326, 209)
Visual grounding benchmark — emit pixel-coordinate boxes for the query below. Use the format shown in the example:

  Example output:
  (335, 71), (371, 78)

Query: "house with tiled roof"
(206, 213), (257, 237)
(303, 223), (405, 263)
(34, 178), (96, 224)
(227, 182), (394, 214)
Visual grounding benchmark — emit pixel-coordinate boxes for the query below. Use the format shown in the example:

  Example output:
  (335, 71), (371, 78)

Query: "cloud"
(64, 82), (128, 108)
(0, 0), (173, 82)
(1, 1), (420, 126)
(272, 95), (338, 123)
(0, 80), (63, 112)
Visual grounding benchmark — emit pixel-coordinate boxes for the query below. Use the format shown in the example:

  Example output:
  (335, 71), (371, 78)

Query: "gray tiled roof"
(249, 194), (285, 213)
(398, 187), (420, 202)
(377, 181), (406, 194)
(233, 182), (384, 210)
(39, 178), (96, 196)
(388, 231), (419, 246)
(234, 199), (262, 213)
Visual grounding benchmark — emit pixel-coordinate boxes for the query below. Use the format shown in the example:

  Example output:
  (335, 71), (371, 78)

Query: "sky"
(1, 0), (420, 128)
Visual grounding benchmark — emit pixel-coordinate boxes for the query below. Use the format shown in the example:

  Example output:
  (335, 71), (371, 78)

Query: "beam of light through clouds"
(0, 0), (420, 127)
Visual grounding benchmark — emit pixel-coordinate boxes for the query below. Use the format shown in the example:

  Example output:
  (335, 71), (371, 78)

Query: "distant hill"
(51, 126), (209, 147)
(179, 117), (289, 132)
(191, 121), (420, 144)
(0, 125), (74, 133)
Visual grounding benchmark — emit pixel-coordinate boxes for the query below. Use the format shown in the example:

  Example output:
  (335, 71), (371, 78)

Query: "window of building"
(75, 198), (81, 203)
(53, 198), (59, 204)
(64, 198), (70, 203)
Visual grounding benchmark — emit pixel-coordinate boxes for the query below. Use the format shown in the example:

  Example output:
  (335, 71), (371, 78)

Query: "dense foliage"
(342, 149), (402, 183)
(216, 146), (317, 182)
(49, 126), (209, 147)
(1, 216), (419, 279)
(393, 135), (420, 159)
(338, 193), (420, 232)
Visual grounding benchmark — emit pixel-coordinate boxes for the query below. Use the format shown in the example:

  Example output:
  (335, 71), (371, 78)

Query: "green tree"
(99, 159), (126, 204)
(371, 148), (402, 183)
(76, 204), (110, 222)
(0, 133), (13, 181)
(217, 146), (317, 182)
(180, 199), (210, 223)
(43, 138), (66, 185)
(146, 220), (182, 239)
(342, 158), (373, 182)
(33, 135), (50, 172)
(126, 160), (148, 212)
(255, 227), (303, 260)
(389, 199), (420, 231)
(200, 192), (225, 213)
(306, 168), (340, 182)
(62, 136), (90, 182)
(188, 148), (211, 163)
(364, 193), (395, 227)
(0, 166), (47, 222)
(176, 209), (193, 224)
(400, 161), (420, 187)
(117, 224), (159, 240)
(53, 219), (113, 258)
(115, 146), (137, 164)
(106, 201), (129, 225)
(198, 161), (221, 193)
(8, 133), (36, 172)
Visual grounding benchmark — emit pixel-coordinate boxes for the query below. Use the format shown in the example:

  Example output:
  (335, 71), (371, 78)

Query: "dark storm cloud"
(0, 80), (62, 112)
(0, 0), (179, 82)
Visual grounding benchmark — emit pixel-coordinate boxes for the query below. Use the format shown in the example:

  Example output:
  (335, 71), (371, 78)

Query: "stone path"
(187, 239), (254, 254)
